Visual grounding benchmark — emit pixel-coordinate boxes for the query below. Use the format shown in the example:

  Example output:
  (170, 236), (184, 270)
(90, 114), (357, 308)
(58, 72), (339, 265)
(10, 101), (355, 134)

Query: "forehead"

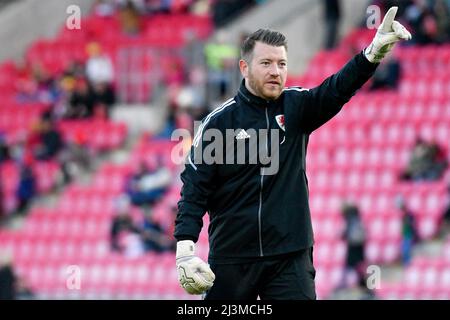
(252, 41), (287, 61)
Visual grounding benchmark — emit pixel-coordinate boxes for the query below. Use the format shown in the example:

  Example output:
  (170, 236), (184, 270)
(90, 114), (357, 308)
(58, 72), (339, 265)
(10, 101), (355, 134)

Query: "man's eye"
(262, 61), (270, 66)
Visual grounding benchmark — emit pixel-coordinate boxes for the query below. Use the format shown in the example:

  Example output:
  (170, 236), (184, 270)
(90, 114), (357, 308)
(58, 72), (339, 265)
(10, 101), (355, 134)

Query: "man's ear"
(239, 59), (248, 78)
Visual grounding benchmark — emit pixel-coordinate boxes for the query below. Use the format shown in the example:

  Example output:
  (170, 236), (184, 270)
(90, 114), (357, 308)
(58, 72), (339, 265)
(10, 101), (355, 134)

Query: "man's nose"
(269, 63), (280, 76)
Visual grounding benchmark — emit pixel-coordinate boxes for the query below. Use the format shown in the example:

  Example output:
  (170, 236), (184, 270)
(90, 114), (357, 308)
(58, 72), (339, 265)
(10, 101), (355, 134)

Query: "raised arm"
(297, 6), (411, 133)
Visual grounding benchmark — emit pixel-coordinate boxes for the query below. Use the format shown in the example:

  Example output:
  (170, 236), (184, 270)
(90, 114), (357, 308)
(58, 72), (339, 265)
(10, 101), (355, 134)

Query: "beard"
(247, 71), (283, 101)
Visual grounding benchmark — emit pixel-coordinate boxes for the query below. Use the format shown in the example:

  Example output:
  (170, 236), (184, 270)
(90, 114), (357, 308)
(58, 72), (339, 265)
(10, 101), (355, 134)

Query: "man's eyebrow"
(258, 58), (287, 62)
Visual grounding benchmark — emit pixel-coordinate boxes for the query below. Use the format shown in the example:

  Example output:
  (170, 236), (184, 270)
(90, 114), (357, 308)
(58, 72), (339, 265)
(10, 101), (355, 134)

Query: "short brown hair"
(241, 29), (287, 62)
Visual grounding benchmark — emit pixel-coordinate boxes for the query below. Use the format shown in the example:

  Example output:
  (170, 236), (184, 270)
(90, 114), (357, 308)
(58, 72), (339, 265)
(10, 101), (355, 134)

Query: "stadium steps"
(1, 123), (134, 231)
(0, 0), (95, 62)
(111, 103), (168, 138)
(327, 236), (449, 300)
(1, 101), (159, 231)
(376, 237), (446, 293)
(375, 234), (450, 300)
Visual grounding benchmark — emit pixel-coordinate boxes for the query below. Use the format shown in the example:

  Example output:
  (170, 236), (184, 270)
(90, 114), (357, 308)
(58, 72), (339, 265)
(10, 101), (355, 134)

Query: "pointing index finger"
(379, 6), (398, 33)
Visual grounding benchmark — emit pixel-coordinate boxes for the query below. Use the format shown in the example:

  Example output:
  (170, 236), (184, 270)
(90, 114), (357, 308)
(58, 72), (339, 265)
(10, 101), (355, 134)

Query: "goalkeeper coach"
(174, 7), (411, 300)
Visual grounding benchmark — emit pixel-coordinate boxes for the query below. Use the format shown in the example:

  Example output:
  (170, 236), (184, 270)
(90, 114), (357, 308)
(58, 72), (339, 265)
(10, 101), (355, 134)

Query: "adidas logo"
(236, 129), (251, 140)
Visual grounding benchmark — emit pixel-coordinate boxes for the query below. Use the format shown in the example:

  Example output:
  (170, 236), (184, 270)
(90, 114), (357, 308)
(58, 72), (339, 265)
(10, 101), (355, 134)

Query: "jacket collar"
(237, 79), (278, 108)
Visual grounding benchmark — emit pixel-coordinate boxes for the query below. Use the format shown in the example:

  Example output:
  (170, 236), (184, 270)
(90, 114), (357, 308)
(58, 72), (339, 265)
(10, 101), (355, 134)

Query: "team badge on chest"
(275, 114), (285, 131)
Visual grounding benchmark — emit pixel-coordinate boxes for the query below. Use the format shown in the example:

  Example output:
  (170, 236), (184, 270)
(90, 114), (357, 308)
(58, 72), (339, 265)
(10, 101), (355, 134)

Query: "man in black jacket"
(174, 7), (411, 299)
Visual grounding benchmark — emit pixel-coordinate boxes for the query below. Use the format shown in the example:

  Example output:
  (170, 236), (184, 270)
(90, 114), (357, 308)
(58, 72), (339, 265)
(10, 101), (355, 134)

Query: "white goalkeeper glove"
(364, 6), (412, 63)
(176, 240), (215, 295)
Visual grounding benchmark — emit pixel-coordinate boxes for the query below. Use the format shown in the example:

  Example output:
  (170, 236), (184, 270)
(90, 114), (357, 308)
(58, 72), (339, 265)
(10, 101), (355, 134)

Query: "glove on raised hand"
(364, 6), (412, 63)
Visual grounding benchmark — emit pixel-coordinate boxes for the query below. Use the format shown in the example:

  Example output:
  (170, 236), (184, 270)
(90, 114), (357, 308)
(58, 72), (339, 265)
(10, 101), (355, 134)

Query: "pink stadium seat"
(312, 213), (344, 242)
(314, 239), (346, 266)
(366, 235), (401, 264)
(34, 161), (59, 193)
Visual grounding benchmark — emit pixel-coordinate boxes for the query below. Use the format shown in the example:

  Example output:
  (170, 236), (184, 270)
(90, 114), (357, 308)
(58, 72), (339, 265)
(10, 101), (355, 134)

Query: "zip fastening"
(257, 106), (270, 257)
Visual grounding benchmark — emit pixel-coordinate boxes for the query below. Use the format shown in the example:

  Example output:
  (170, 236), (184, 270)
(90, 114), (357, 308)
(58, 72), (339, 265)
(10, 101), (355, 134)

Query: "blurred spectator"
(59, 130), (93, 185)
(396, 195), (418, 265)
(14, 162), (36, 215)
(9, 133), (28, 164)
(323, 0), (341, 50)
(118, 0), (142, 35)
(439, 182), (450, 237)
(404, 0), (438, 44)
(85, 42), (116, 118)
(373, 0), (450, 44)
(190, 0), (212, 15)
(370, 0), (410, 18)
(184, 31), (206, 69)
(0, 172), (4, 223)
(125, 160), (171, 207)
(0, 133), (10, 163)
(33, 64), (60, 105)
(369, 52), (401, 90)
(204, 30), (239, 105)
(49, 61), (84, 119)
(92, 0), (116, 17)
(33, 114), (64, 161)
(146, 0), (172, 14)
(66, 78), (96, 118)
(174, 66), (208, 121)
(110, 197), (142, 253)
(338, 202), (368, 293)
(0, 252), (16, 300)
(401, 137), (448, 182)
(212, 0), (257, 28)
(91, 81), (116, 119)
(0, 252), (34, 300)
(54, 74), (76, 119)
(16, 62), (60, 105)
(140, 209), (176, 253)
(86, 42), (114, 86)
(64, 60), (86, 80)
(432, 0), (450, 43)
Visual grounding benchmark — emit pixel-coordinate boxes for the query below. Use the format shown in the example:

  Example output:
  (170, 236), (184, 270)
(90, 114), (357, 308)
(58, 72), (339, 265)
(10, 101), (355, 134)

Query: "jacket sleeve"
(298, 51), (378, 133)
(174, 122), (218, 243)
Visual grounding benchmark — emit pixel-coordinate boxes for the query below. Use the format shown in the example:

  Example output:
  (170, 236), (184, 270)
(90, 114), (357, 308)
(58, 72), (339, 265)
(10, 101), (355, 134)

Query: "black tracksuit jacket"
(174, 52), (377, 264)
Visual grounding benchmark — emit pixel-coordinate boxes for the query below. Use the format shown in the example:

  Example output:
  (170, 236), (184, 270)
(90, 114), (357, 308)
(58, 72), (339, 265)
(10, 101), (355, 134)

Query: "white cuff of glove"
(176, 239), (196, 259)
(176, 240), (215, 295)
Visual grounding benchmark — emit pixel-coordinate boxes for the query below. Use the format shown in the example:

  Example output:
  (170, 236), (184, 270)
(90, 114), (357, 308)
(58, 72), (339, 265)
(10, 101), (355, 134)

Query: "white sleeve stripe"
(188, 154), (197, 171)
(194, 98), (234, 142)
(192, 99), (232, 146)
(193, 99), (236, 147)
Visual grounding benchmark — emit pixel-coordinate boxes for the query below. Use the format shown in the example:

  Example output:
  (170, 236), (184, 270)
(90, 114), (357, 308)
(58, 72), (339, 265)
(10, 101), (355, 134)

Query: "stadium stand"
(377, 236), (450, 300)
(0, 0), (213, 299)
(295, 28), (450, 298)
